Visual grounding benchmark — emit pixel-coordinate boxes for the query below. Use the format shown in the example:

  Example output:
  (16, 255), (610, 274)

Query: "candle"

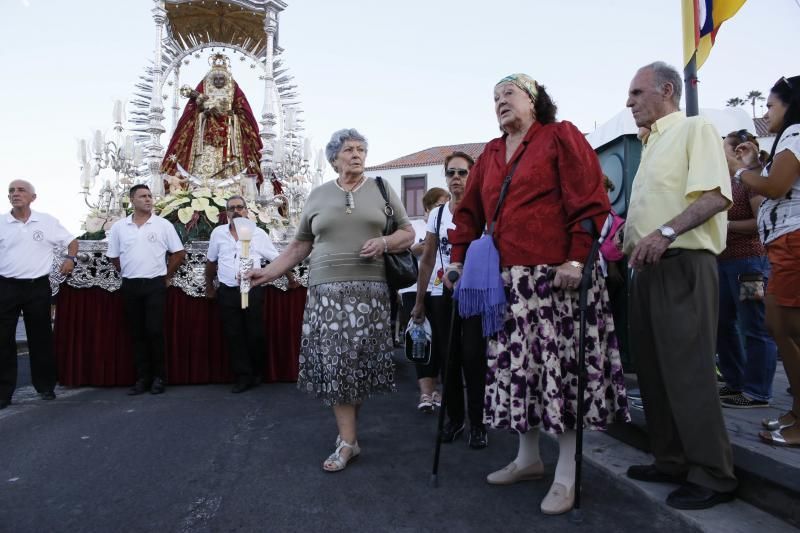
(134, 145), (144, 166)
(93, 130), (105, 154)
(303, 138), (312, 161)
(285, 108), (295, 131)
(80, 166), (92, 189)
(272, 139), (284, 164)
(233, 217), (256, 309)
(112, 100), (123, 123)
(316, 148), (326, 171)
(124, 136), (135, 159)
(77, 139), (88, 164)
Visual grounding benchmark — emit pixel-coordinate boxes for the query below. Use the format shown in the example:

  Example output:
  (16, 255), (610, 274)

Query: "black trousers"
(121, 277), (167, 382)
(429, 288), (487, 428)
(217, 285), (266, 381)
(0, 276), (57, 400)
(630, 250), (737, 493)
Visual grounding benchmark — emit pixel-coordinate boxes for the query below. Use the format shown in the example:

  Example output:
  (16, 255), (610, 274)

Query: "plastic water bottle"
(410, 324), (426, 360)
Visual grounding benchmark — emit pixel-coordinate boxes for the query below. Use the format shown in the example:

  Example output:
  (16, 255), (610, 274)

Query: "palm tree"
(745, 90), (765, 118)
(726, 97), (746, 107)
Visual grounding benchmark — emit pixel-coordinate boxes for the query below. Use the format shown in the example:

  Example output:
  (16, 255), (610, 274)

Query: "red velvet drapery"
(54, 285), (306, 386)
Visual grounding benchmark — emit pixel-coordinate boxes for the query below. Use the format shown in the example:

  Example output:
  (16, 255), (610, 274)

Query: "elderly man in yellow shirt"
(622, 61), (737, 511)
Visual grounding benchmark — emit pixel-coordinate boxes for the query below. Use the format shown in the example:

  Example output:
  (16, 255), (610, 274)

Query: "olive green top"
(296, 178), (410, 286)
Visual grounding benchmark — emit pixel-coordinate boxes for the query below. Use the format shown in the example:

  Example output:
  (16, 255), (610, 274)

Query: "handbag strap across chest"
(487, 142), (529, 237)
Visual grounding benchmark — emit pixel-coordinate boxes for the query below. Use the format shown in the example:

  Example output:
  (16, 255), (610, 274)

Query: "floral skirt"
(484, 265), (629, 434)
(297, 281), (396, 406)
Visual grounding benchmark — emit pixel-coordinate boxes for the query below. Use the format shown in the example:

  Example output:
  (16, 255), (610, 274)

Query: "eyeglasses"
(445, 169), (468, 178)
(227, 205), (247, 212)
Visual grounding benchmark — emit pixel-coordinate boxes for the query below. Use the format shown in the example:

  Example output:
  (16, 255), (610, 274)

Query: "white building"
(365, 143), (485, 219)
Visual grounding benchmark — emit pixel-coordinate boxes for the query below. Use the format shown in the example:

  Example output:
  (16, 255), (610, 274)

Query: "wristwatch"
(733, 168), (748, 183)
(657, 225), (678, 242)
(66, 255), (78, 265)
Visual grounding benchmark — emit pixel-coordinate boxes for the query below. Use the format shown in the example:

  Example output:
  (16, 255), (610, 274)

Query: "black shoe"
(666, 483), (734, 510)
(440, 420), (465, 443)
(0, 399), (10, 409)
(627, 464), (686, 484)
(40, 391), (56, 401)
(150, 377), (166, 395)
(231, 380), (250, 394)
(128, 379), (150, 396)
(468, 425), (488, 449)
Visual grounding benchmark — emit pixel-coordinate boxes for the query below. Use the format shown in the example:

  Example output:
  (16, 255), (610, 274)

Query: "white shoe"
(323, 439), (360, 472)
(486, 461), (544, 485)
(418, 394), (433, 413)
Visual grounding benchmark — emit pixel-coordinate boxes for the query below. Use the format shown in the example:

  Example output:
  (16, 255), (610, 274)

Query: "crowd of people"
(1, 62), (798, 516)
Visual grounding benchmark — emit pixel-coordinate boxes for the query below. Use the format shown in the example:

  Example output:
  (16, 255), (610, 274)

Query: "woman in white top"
(411, 152), (489, 449)
(733, 75), (800, 447)
(400, 187), (449, 412)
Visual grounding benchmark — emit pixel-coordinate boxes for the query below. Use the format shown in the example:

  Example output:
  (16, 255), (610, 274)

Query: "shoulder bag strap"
(435, 203), (446, 267)
(374, 176), (393, 236)
(487, 143), (528, 237)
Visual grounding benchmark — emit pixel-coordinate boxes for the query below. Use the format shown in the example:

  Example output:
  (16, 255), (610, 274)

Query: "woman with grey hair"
(247, 128), (414, 471)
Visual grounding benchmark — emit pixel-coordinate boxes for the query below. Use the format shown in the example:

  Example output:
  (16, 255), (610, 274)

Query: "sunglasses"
(781, 76), (794, 89)
(445, 169), (468, 178)
(227, 205), (247, 212)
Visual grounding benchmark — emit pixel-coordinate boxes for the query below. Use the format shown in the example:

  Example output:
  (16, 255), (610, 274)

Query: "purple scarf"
(453, 234), (506, 336)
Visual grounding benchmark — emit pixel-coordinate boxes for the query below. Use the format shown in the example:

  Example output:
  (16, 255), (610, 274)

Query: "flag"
(682, 0), (747, 69)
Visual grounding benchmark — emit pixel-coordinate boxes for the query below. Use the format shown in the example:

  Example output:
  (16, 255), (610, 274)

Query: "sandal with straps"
(323, 439), (361, 472)
(762, 410), (796, 431)
(759, 424), (800, 448)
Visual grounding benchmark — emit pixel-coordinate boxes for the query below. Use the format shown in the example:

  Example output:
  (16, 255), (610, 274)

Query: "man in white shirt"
(205, 195), (280, 393)
(0, 180), (77, 408)
(106, 184), (185, 395)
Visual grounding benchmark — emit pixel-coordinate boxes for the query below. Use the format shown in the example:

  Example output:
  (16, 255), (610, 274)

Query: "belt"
(662, 249), (684, 258)
(0, 275), (49, 283)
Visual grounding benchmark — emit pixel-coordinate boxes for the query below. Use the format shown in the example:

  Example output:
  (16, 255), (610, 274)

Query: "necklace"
(335, 176), (366, 214)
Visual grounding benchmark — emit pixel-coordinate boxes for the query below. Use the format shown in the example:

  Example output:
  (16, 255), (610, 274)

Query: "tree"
(726, 97), (746, 107)
(745, 90), (765, 118)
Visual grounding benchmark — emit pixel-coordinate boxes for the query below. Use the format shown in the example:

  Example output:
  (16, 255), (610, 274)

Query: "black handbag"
(375, 177), (419, 291)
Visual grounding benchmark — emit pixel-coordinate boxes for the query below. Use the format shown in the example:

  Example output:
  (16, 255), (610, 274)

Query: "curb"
(553, 430), (797, 533)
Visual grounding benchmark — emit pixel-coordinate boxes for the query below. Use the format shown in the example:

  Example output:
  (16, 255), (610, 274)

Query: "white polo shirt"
(0, 210), (75, 279)
(207, 224), (279, 288)
(106, 214), (184, 279)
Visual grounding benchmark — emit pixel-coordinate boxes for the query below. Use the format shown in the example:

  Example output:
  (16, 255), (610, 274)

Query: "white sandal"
(323, 439), (361, 472)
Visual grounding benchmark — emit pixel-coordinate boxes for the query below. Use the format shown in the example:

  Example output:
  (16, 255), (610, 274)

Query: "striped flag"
(682, 0), (747, 70)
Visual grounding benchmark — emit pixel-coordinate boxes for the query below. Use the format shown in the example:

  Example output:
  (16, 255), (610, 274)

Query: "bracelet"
(381, 237), (388, 253)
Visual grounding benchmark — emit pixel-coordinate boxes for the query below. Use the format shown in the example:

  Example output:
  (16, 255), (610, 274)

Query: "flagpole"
(684, 52), (699, 117)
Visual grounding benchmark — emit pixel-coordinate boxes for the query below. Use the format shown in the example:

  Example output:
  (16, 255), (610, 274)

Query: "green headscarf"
(496, 73), (539, 103)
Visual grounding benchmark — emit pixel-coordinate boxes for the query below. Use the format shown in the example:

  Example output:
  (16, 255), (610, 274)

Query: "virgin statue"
(161, 53), (263, 190)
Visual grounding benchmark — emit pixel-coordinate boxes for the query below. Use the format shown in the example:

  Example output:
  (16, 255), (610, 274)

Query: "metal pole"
(684, 53), (699, 117)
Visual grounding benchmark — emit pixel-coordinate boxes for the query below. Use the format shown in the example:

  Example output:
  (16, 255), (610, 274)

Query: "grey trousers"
(630, 249), (737, 493)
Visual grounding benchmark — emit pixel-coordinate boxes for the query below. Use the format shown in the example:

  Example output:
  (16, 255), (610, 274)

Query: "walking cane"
(430, 270), (461, 488)
(571, 218), (602, 523)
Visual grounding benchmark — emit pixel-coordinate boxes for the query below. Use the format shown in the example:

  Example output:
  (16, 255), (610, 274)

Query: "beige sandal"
(323, 439), (361, 472)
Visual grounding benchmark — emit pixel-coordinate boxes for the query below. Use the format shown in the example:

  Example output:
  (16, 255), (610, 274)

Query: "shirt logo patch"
(33, 230), (44, 242)
(147, 232), (157, 243)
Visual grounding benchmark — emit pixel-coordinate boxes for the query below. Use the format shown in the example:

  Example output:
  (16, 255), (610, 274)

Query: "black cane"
(430, 269), (461, 488)
(571, 219), (602, 523)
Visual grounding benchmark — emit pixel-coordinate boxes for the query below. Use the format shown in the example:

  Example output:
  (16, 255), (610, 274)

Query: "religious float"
(55, 0), (320, 386)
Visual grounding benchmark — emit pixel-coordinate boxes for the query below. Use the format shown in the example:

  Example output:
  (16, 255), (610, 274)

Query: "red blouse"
(450, 121), (610, 267)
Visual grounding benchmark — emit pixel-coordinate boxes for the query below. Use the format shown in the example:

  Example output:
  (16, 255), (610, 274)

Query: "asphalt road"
(0, 353), (694, 533)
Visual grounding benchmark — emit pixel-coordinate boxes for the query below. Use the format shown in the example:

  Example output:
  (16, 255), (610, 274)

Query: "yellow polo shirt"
(623, 111), (732, 255)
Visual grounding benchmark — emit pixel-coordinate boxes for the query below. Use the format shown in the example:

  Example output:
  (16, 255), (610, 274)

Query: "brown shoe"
(540, 482), (575, 515)
(486, 461), (544, 485)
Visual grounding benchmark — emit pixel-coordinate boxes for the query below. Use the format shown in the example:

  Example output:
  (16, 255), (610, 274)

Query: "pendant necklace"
(336, 176), (366, 214)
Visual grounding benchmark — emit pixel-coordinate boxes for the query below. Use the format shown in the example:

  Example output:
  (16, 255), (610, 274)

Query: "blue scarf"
(453, 234), (506, 337)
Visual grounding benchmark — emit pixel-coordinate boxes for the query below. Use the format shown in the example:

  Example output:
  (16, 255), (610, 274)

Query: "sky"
(1, 0), (798, 233)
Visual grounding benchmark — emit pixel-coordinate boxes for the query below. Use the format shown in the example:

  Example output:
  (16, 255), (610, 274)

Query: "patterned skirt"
(484, 265), (629, 434)
(297, 281), (396, 406)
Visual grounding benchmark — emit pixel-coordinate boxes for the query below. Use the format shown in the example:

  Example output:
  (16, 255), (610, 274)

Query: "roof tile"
(366, 142), (486, 171)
